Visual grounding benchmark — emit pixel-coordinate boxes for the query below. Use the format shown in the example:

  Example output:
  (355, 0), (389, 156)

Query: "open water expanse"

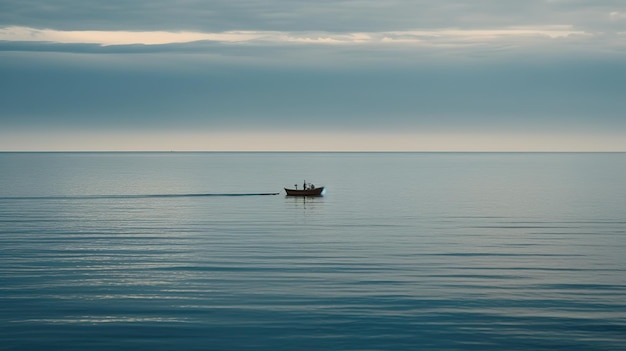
(1, 152), (625, 350)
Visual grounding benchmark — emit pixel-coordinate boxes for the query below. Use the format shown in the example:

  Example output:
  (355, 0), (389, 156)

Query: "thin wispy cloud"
(0, 25), (592, 47)
(610, 11), (626, 21)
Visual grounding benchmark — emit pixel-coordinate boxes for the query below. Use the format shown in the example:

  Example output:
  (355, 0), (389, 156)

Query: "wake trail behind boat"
(0, 193), (280, 201)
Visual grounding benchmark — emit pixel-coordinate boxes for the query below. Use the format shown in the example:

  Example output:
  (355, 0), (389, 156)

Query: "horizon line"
(2, 150), (625, 154)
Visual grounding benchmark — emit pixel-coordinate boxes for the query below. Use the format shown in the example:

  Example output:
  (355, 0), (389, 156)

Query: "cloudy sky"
(1, 0), (625, 151)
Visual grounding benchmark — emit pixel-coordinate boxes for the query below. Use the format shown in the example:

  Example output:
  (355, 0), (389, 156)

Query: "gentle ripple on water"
(1, 152), (625, 350)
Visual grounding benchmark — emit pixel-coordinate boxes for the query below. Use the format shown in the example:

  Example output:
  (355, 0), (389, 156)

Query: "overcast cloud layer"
(3, 0), (626, 33)
(1, 0), (625, 150)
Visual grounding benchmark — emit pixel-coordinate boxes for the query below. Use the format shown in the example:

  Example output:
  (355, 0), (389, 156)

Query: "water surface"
(1, 152), (625, 350)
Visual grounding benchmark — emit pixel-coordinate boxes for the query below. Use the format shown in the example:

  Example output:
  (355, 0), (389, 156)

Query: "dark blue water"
(1, 152), (625, 350)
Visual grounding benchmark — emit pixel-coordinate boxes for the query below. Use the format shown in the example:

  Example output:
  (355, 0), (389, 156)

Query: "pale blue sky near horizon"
(1, 1), (625, 151)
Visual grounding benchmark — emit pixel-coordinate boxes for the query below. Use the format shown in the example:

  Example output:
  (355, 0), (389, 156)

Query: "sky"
(1, 1), (625, 151)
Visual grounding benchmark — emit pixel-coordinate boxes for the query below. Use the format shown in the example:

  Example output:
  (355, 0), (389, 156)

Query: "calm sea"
(1, 152), (625, 350)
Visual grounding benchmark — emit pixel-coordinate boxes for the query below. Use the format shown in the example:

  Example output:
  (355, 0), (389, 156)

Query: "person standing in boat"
(301, 180), (315, 190)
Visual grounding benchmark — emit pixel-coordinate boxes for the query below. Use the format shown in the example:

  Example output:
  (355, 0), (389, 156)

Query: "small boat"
(285, 181), (324, 196)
